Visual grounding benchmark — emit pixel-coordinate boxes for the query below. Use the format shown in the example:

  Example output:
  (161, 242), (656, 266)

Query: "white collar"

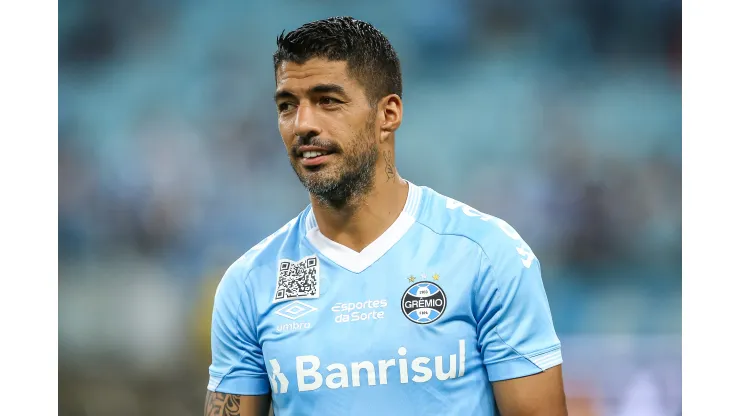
(304, 182), (423, 273)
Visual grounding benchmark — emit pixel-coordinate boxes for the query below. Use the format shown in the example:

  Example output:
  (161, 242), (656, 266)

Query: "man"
(206, 16), (567, 416)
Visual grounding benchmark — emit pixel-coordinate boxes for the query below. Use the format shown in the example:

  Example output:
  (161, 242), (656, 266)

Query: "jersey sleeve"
(207, 262), (271, 395)
(474, 224), (562, 382)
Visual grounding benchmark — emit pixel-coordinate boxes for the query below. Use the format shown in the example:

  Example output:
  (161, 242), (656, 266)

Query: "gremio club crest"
(401, 273), (446, 324)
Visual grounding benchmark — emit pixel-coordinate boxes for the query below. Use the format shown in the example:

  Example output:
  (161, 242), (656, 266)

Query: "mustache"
(291, 135), (341, 156)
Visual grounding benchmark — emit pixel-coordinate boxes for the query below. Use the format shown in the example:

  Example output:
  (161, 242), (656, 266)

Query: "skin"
(204, 391), (270, 416)
(205, 57), (568, 416)
(274, 58), (407, 253)
(492, 365), (568, 416)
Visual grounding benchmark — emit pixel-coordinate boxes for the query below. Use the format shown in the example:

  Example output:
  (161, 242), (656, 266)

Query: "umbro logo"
(275, 301), (318, 321)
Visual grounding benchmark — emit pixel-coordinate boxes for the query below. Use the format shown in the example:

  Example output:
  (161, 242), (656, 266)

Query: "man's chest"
(253, 253), (483, 393)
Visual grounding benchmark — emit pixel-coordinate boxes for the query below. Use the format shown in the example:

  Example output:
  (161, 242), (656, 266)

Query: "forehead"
(275, 58), (362, 95)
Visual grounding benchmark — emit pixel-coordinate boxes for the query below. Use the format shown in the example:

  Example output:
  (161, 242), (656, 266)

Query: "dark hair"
(274, 16), (402, 104)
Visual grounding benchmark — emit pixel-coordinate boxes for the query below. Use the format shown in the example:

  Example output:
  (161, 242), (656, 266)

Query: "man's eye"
(319, 97), (341, 105)
(278, 102), (295, 112)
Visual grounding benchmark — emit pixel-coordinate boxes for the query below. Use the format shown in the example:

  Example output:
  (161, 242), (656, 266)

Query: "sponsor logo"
(331, 299), (388, 323)
(275, 322), (311, 333)
(274, 301), (317, 333)
(268, 359), (289, 393)
(268, 340), (466, 393)
(275, 301), (318, 320)
(402, 282), (446, 324)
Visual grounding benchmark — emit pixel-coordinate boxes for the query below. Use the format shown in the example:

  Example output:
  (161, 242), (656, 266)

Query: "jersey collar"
(304, 181), (423, 273)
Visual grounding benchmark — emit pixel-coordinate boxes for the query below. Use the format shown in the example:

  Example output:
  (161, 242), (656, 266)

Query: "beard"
(290, 117), (378, 208)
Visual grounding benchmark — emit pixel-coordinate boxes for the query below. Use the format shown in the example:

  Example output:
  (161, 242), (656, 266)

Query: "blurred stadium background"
(58, 1), (681, 415)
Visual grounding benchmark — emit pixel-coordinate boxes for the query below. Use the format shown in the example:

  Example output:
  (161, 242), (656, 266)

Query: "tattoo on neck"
(383, 150), (395, 182)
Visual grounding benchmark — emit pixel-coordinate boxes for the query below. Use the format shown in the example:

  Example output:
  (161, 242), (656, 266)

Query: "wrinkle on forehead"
(276, 59), (355, 90)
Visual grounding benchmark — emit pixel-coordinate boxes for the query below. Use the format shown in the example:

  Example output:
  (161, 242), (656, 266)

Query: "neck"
(310, 173), (409, 252)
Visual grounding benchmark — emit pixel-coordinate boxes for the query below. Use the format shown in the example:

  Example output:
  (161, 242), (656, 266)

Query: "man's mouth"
(298, 149), (335, 167)
(301, 150), (330, 159)
(296, 145), (337, 166)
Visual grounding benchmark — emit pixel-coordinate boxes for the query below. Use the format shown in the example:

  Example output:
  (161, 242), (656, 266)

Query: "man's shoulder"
(417, 186), (531, 260)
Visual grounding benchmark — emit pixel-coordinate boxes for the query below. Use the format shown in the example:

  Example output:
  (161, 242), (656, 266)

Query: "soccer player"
(206, 17), (567, 416)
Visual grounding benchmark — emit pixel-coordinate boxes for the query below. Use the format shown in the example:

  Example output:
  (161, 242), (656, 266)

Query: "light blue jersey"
(208, 182), (562, 415)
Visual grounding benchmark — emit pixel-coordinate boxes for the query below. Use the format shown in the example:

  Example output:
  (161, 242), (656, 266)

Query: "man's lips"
(295, 145), (336, 167)
(300, 153), (334, 167)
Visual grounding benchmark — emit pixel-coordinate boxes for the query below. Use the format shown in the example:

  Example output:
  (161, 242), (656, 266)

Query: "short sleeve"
(207, 263), (271, 395)
(474, 228), (562, 382)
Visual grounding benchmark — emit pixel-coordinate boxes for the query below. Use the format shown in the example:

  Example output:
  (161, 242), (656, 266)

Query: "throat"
(319, 208), (388, 253)
(312, 179), (410, 253)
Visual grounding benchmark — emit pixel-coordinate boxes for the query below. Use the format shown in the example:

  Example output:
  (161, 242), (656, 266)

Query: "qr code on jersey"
(272, 255), (320, 303)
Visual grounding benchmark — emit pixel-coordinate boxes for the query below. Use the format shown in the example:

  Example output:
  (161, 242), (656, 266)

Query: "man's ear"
(378, 94), (403, 143)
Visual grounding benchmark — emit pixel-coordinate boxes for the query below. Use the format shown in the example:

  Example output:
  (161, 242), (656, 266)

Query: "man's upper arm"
(204, 390), (271, 416)
(491, 365), (567, 416)
(208, 262), (271, 395)
(474, 220), (566, 413)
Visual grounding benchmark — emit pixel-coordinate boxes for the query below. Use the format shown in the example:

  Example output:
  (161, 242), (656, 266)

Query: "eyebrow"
(274, 84), (350, 102)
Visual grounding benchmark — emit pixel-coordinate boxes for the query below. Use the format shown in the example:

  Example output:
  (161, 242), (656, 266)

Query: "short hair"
(273, 16), (403, 104)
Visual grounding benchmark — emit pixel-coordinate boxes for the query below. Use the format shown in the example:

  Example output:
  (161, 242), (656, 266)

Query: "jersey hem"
(207, 374), (271, 395)
(484, 345), (563, 382)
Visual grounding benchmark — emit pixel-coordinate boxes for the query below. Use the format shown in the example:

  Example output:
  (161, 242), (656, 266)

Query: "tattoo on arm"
(205, 391), (240, 416)
(383, 150), (395, 181)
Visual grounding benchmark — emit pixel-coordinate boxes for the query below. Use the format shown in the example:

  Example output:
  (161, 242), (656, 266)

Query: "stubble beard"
(291, 118), (379, 209)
